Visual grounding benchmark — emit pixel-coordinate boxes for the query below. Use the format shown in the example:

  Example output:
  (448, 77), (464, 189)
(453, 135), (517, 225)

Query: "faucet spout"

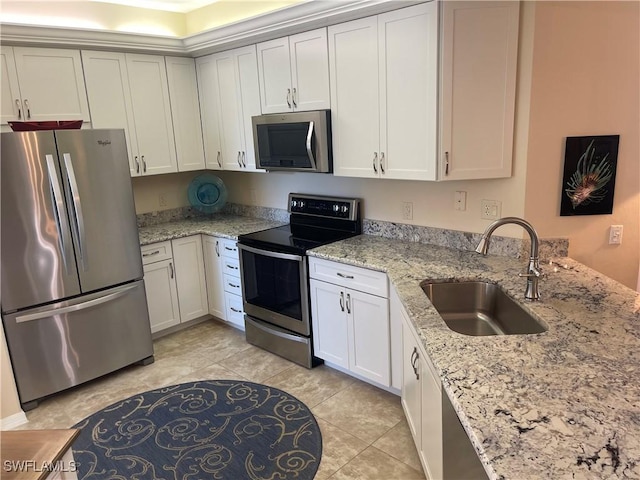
(475, 217), (541, 301)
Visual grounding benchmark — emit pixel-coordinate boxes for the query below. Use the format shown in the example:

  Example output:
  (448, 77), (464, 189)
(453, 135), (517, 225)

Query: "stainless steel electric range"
(237, 193), (362, 368)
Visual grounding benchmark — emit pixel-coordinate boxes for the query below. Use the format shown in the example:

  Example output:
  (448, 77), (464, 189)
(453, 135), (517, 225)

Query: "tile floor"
(16, 319), (425, 479)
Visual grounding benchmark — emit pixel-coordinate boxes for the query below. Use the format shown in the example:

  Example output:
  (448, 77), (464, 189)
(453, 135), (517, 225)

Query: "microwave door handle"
(306, 121), (317, 170)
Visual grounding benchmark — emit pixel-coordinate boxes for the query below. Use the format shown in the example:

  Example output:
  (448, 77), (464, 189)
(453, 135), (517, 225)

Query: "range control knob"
(299, 200), (305, 209)
(340, 205), (349, 214)
(333, 204), (340, 212)
(291, 200), (298, 208)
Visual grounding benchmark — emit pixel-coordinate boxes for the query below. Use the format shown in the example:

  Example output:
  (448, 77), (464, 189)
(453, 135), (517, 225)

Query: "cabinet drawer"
(223, 273), (242, 295)
(225, 292), (245, 329)
(141, 241), (172, 265)
(220, 238), (239, 259)
(223, 257), (241, 277)
(309, 257), (388, 297)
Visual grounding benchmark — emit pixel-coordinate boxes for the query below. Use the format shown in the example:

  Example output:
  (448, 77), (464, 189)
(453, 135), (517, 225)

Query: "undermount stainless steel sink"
(421, 281), (547, 336)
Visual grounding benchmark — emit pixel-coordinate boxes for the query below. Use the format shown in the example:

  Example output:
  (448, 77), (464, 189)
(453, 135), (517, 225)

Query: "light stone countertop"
(308, 235), (640, 480)
(138, 215), (285, 245)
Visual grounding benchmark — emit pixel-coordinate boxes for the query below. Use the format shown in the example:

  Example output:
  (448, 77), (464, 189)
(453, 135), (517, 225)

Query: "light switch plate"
(609, 225), (623, 244)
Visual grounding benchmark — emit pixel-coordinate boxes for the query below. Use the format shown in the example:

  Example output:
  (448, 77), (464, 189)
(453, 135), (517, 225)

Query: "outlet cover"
(402, 201), (413, 220)
(481, 199), (501, 220)
(159, 193), (168, 208)
(454, 191), (467, 211)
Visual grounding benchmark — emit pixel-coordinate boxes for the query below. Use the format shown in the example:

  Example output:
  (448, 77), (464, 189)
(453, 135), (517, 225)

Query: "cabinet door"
(166, 56), (206, 172)
(420, 353), (443, 480)
(401, 315), (422, 449)
(203, 236), (226, 320)
(310, 279), (349, 368)
(214, 51), (244, 171)
(257, 36), (292, 114)
(224, 292), (245, 330)
(235, 45), (263, 170)
(289, 28), (330, 112)
(12, 47), (90, 122)
(195, 54), (223, 170)
(143, 259), (180, 333)
(440, 1), (519, 180)
(347, 289), (390, 386)
(81, 50), (139, 176)
(1, 47), (22, 124)
(328, 17), (380, 178)
(126, 54), (178, 175)
(172, 236), (208, 322)
(379, 3), (438, 181)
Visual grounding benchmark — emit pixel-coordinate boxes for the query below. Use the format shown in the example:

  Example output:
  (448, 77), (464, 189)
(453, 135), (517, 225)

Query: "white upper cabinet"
(196, 45), (262, 172)
(439, 1), (520, 180)
(165, 56), (206, 172)
(257, 28), (330, 114)
(1, 47), (90, 125)
(82, 51), (178, 176)
(329, 3), (438, 180)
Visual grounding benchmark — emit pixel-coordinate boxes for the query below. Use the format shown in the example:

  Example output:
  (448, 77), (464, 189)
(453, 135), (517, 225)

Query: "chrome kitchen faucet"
(475, 217), (541, 301)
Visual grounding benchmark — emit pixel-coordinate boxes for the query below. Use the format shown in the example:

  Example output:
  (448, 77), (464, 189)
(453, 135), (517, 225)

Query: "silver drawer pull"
(142, 250), (161, 257)
(230, 307), (242, 313)
(228, 282), (239, 288)
(225, 246), (236, 251)
(337, 272), (354, 279)
(227, 265), (239, 270)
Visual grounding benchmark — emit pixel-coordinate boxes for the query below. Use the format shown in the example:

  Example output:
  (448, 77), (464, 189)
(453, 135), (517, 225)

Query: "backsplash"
(137, 204), (569, 260)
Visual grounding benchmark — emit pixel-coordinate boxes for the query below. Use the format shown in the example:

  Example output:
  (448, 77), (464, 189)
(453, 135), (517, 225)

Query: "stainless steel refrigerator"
(1, 129), (154, 410)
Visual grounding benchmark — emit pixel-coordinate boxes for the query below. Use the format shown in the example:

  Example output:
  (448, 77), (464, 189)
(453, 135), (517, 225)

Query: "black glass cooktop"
(238, 224), (357, 255)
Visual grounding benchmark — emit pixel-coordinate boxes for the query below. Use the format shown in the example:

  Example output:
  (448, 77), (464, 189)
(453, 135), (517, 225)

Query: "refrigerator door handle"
(45, 154), (74, 275)
(63, 153), (88, 271)
(15, 283), (138, 323)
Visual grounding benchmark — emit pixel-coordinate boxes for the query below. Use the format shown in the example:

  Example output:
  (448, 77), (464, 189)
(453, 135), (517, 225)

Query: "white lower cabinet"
(172, 236), (209, 322)
(203, 236), (245, 330)
(398, 290), (443, 480)
(141, 242), (180, 334)
(309, 257), (390, 387)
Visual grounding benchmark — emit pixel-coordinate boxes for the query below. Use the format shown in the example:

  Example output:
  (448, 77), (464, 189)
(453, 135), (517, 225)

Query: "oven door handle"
(238, 244), (303, 262)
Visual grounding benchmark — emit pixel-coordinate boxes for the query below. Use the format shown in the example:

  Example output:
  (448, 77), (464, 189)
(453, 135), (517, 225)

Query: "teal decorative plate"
(188, 173), (227, 214)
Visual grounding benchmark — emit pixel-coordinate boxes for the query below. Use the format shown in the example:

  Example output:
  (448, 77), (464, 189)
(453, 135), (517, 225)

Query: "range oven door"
(238, 244), (310, 336)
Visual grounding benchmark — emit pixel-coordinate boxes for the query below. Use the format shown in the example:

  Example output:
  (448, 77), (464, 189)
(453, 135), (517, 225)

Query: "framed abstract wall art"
(560, 135), (619, 216)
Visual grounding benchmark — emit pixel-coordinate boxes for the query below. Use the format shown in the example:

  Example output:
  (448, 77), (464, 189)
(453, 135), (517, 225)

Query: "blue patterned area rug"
(71, 380), (322, 479)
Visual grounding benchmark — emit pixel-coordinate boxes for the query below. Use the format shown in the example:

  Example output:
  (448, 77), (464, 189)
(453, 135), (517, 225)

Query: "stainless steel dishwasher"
(443, 390), (488, 480)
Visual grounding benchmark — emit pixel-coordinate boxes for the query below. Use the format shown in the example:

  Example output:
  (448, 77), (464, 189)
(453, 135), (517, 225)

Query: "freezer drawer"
(2, 280), (153, 407)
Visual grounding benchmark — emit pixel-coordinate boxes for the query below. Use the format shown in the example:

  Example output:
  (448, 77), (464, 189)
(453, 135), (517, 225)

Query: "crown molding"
(0, 0), (424, 56)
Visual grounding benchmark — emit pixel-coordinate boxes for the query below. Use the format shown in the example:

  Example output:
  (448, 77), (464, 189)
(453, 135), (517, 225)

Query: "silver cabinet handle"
(230, 307), (242, 313)
(45, 154), (74, 275)
(215, 240), (220, 257)
(306, 121), (317, 169)
(227, 264), (239, 271)
(142, 155), (147, 173)
(339, 291), (345, 312)
(380, 152), (385, 174)
(15, 99), (22, 119)
(228, 282), (240, 288)
(63, 153), (88, 271)
(292, 87), (297, 108)
(217, 151), (222, 168)
(225, 246), (236, 252)
(286, 88), (292, 108)
(346, 293), (351, 314)
(373, 152), (378, 174)
(411, 347), (420, 380)
(445, 151), (449, 176)
(135, 156), (140, 174)
(24, 99), (31, 119)
(337, 272), (354, 279)
(241, 151), (246, 167)
(169, 262), (174, 279)
(142, 250), (161, 257)
(237, 151), (242, 167)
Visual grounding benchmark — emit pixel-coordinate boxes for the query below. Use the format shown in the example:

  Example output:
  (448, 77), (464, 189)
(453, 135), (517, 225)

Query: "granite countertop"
(308, 235), (640, 480)
(138, 215), (286, 245)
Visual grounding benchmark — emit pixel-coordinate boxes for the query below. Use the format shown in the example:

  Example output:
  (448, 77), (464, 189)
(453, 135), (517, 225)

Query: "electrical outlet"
(402, 201), (413, 220)
(481, 199), (501, 220)
(609, 225), (623, 245)
(159, 193), (168, 208)
(454, 191), (467, 211)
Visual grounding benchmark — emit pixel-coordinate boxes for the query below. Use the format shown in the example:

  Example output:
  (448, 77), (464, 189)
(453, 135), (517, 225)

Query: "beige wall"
(524, 1), (640, 289)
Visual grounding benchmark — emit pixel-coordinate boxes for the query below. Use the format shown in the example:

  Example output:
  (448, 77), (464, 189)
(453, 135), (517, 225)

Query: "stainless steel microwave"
(252, 110), (332, 173)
